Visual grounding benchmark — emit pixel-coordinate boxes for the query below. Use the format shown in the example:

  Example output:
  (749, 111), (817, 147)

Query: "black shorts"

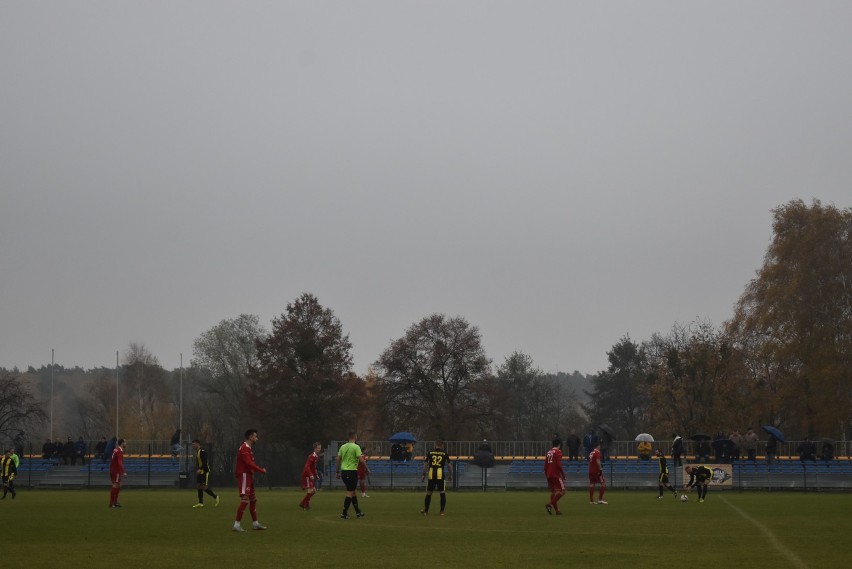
(341, 470), (358, 492)
(196, 471), (210, 486)
(426, 478), (446, 493)
(659, 473), (670, 485)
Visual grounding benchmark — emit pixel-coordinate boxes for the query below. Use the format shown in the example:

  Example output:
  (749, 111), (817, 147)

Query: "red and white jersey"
(544, 447), (564, 479)
(588, 448), (602, 474)
(110, 446), (125, 476)
(235, 441), (263, 478)
(301, 451), (319, 480)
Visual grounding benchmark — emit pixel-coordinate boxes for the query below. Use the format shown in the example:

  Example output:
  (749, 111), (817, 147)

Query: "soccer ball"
(680, 494), (689, 502)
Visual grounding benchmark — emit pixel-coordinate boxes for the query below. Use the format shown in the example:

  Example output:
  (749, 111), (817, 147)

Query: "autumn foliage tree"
(248, 294), (364, 450)
(728, 199), (852, 439)
(375, 314), (492, 441)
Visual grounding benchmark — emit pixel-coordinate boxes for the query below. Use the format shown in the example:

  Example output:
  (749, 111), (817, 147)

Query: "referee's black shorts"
(341, 470), (358, 492)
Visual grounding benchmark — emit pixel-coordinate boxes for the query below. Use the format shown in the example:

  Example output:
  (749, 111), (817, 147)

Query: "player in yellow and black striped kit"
(1, 448), (16, 499)
(191, 439), (219, 508)
(420, 441), (453, 516)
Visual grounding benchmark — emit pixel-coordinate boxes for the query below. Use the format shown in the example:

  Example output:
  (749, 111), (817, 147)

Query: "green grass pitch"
(6, 488), (851, 568)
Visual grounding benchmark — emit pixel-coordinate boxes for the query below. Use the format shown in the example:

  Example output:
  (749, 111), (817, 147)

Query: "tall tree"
(191, 314), (266, 449)
(728, 199), (852, 438)
(494, 351), (562, 440)
(375, 314), (492, 440)
(248, 293), (361, 449)
(645, 321), (748, 438)
(0, 371), (48, 446)
(120, 343), (171, 439)
(584, 336), (650, 439)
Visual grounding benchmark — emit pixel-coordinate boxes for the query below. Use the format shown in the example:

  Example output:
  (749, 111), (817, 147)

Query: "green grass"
(6, 487), (851, 568)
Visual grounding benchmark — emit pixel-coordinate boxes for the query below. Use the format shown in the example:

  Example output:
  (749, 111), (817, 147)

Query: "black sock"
(424, 494), (432, 512)
(440, 493), (446, 512)
(352, 496), (361, 514)
(198, 489), (203, 503)
(343, 496), (352, 514)
(658, 485), (663, 497)
(206, 489), (217, 498)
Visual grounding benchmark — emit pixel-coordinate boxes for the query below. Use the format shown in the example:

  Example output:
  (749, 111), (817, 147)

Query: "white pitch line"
(720, 495), (809, 569)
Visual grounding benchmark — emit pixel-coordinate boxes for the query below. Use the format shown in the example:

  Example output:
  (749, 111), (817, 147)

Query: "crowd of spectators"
(40, 436), (105, 465)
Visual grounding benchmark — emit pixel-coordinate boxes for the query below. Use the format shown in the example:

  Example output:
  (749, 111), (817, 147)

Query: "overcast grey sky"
(2, 2), (850, 376)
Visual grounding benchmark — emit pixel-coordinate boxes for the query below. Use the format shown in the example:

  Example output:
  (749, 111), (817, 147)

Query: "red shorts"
(588, 471), (605, 485)
(546, 476), (565, 493)
(301, 476), (316, 491)
(237, 473), (255, 497)
(110, 471), (123, 484)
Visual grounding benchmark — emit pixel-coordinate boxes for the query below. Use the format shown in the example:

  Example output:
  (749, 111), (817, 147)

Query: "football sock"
(440, 494), (446, 511)
(351, 496), (361, 514)
(236, 500), (248, 521)
(249, 500), (258, 521)
(343, 496), (352, 514)
(658, 485), (663, 497)
(424, 494), (432, 512)
(198, 489), (204, 503)
(206, 489), (217, 499)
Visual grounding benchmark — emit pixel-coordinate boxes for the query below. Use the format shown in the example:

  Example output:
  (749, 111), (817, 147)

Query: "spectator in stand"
(583, 429), (599, 459)
(712, 432), (727, 463)
(42, 438), (54, 459)
(104, 437), (117, 461)
(62, 436), (76, 465)
(820, 440), (834, 462)
(671, 434), (685, 467)
(797, 440), (816, 462)
(565, 433), (581, 461)
(729, 430), (743, 461)
(743, 428), (759, 461)
(696, 440), (711, 462)
(75, 437), (88, 466)
(95, 437), (107, 462)
(170, 428), (183, 460)
(765, 434), (777, 464)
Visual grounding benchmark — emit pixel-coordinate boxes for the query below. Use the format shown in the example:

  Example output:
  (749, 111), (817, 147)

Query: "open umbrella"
(691, 433), (711, 441)
(388, 431), (417, 443)
(598, 424), (616, 439)
(761, 425), (785, 443)
(635, 433), (655, 442)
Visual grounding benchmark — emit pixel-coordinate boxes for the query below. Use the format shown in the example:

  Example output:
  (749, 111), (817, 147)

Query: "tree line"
(2, 199), (850, 452)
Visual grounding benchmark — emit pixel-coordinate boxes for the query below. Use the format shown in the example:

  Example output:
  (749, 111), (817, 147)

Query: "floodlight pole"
(179, 353), (183, 436)
(50, 349), (54, 441)
(115, 350), (119, 438)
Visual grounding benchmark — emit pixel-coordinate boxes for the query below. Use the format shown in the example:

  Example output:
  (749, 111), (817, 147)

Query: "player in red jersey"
(544, 438), (566, 515)
(108, 438), (127, 508)
(232, 429), (268, 532)
(588, 441), (607, 504)
(299, 442), (322, 510)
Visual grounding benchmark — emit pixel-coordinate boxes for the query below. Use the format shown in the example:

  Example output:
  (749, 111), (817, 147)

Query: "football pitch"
(7, 488), (851, 568)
